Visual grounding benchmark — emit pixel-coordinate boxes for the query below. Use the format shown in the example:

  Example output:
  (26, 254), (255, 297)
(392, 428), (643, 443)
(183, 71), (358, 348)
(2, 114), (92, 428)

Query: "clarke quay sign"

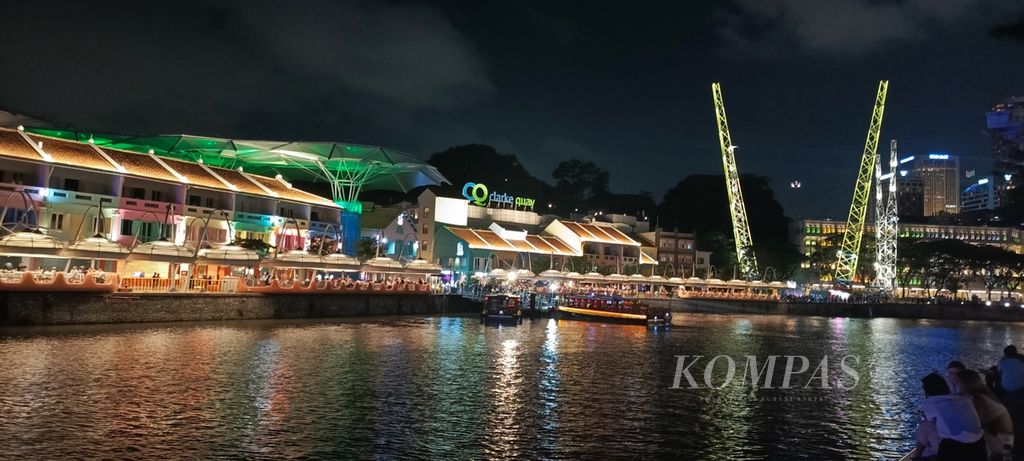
(462, 181), (536, 210)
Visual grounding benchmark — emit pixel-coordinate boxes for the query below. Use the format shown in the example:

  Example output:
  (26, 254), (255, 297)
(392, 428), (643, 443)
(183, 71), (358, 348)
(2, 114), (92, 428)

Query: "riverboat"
(556, 294), (671, 325)
(520, 292), (555, 318)
(482, 294), (523, 324)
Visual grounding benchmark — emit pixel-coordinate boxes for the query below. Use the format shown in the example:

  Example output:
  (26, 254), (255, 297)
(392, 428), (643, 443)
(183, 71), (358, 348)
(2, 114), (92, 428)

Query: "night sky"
(1, 1), (1022, 219)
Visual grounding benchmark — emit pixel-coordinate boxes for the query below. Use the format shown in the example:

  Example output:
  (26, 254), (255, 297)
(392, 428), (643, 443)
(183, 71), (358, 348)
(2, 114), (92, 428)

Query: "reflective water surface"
(1, 314), (1023, 460)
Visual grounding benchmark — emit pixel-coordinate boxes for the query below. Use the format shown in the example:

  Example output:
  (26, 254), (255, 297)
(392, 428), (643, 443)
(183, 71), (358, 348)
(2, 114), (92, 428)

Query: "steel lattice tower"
(835, 80), (888, 287)
(873, 139), (899, 295)
(712, 83), (758, 280)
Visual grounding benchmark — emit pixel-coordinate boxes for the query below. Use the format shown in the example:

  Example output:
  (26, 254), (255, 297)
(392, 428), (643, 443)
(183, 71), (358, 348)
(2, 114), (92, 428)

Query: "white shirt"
(999, 356), (1024, 392)
(922, 395), (984, 444)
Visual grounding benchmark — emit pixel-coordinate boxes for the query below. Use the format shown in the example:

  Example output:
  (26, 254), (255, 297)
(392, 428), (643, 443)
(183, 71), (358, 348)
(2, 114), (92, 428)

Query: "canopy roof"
(0, 231), (64, 257)
(24, 128), (449, 201)
(62, 235), (130, 260)
(197, 245), (261, 267)
(127, 239), (195, 264)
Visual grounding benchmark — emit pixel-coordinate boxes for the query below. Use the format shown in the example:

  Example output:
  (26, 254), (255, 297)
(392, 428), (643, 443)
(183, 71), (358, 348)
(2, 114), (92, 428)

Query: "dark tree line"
(426, 144), (655, 217)
(423, 144), (803, 279)
(897, 239), (1024, 301)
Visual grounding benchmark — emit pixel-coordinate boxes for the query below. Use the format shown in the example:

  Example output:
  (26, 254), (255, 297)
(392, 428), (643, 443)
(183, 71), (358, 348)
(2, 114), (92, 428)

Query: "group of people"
(254, 273), (430, 290)
(0, 263), (107, 283)
(67, 265), (107, 283)
(915, 345), (1024, 460)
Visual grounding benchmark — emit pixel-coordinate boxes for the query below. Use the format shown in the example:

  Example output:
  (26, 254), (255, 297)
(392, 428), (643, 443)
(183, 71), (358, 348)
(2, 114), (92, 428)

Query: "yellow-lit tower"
(835, 81), (889, 287)
(712, 83), (758, 280)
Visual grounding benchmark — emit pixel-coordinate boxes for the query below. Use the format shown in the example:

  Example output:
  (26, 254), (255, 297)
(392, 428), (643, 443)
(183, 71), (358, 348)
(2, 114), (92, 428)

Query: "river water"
(0, 314), (1021, 460)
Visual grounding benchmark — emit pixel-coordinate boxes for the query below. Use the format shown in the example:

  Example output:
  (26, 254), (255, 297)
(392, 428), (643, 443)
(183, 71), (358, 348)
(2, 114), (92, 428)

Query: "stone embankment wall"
(5, 293), (1022, 326)
(0, 292), (481, 326)
(647, 298), (1024, 322)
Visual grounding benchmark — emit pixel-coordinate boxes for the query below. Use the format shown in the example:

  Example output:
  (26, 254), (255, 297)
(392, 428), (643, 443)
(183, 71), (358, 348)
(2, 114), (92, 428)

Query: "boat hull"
(482, 313), (522, 324)
(556, 306), (669, 326)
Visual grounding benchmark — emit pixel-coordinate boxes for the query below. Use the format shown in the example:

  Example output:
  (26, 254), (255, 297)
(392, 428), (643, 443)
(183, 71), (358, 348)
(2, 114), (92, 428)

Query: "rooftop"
(0, 127), (338, 209)
(447, 227), (580, 257)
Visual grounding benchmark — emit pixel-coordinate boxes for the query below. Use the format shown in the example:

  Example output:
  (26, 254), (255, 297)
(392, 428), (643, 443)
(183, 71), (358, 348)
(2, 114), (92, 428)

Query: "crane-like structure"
(712, 83), (758, 280)
(835, 80), (889, 287)
(873, 139), (899, 295)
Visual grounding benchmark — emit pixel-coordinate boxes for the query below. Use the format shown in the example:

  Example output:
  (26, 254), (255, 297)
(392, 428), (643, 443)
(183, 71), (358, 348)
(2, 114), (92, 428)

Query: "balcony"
(120, 197), (176, 214)
(235, 211), (272, 224)
(0, 182), (47, 203)
(0, 182), (117, 207)
(308, 220), (340, 236)
(183, 204), (230, 219)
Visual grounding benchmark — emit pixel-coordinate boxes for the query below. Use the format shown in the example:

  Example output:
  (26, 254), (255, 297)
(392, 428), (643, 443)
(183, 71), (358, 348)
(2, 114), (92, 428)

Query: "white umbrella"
(261, 250), (326, 270)
(513, 268), (535, 279)
(363, 256), (405, 272)
(62, 235), (129, 260)
(127, 239), (195, 264)
(538, 269), (565, 279)
(0, 231), (64, 257)
(197, 244), (261, 267)
(323, 252), (362, 272)
(404, 258), (441, 274)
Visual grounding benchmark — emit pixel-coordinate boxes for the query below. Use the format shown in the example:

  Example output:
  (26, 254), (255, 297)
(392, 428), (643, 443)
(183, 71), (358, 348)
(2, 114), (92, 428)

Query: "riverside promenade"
(5, 292), (1024, 326)
(0, 292), (480, 326)
(648, 298), (1024, 322)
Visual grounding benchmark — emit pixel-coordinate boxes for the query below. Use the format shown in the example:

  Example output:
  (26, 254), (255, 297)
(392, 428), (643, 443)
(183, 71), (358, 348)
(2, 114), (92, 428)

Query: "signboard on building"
(461, 181), (536, 210)
(434, 196), (469, 226)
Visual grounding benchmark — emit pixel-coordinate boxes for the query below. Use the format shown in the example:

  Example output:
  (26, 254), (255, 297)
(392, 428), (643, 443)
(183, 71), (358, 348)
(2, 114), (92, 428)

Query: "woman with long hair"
(960, 369), (1014, 460)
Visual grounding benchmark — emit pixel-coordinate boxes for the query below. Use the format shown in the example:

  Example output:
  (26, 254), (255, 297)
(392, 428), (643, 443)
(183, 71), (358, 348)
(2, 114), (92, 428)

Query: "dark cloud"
(717, 0), (1017, 58)
(0, 1), (1022, 219)
(0, 0), (490, 138)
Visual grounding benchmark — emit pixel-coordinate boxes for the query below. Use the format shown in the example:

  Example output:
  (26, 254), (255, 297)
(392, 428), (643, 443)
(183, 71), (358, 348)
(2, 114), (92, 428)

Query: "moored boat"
(481, 294), (523, 324)
(556, 294), (671, 325)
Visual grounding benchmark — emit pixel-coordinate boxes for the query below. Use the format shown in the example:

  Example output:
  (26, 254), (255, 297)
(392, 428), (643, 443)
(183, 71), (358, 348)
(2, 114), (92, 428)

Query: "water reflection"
(1, 315), (1023, 459)
(538, 319), (560, 455)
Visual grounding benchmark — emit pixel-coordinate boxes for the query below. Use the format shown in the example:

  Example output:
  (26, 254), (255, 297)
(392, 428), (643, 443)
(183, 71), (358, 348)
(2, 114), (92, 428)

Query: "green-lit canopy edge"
(25, 127), (450, 214)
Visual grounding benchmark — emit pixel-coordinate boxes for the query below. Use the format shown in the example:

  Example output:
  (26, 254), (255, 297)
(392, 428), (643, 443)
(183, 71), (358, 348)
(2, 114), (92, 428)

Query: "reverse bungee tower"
(834, 80), (889, 288)
(712, 83), (758, 280)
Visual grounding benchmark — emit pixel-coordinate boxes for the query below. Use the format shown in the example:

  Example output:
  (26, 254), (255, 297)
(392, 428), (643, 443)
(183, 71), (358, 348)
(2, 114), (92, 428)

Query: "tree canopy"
(427, 144), (554, 204)
(552, 159), (611, 207)
(657, 174), (791, 244)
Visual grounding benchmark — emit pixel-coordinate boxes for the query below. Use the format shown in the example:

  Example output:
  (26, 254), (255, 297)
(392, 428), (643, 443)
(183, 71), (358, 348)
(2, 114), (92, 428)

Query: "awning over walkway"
(447, 227), (580, 257)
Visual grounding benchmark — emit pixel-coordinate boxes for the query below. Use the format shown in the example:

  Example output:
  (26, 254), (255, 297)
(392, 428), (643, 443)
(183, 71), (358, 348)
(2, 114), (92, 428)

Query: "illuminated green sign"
(462, 181), (535, 210)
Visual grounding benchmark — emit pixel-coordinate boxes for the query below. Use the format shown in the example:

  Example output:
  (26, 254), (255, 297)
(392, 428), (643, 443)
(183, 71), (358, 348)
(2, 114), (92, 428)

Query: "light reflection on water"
(1, 314), (1024, 459)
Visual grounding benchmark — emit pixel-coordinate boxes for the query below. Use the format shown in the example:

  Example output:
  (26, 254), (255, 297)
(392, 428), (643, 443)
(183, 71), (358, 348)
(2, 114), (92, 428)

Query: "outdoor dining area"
(0, 194), (444, 295)
(0, 229), (443, 295)
(468, 267), (790, 301)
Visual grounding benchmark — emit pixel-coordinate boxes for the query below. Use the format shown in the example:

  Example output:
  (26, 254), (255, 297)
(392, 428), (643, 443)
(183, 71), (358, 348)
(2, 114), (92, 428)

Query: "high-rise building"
(895, 173), (924, 218)
(897, 153), (960, 216)
(961, 176), (1002, 212)
(988, 97), (1024, 181)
